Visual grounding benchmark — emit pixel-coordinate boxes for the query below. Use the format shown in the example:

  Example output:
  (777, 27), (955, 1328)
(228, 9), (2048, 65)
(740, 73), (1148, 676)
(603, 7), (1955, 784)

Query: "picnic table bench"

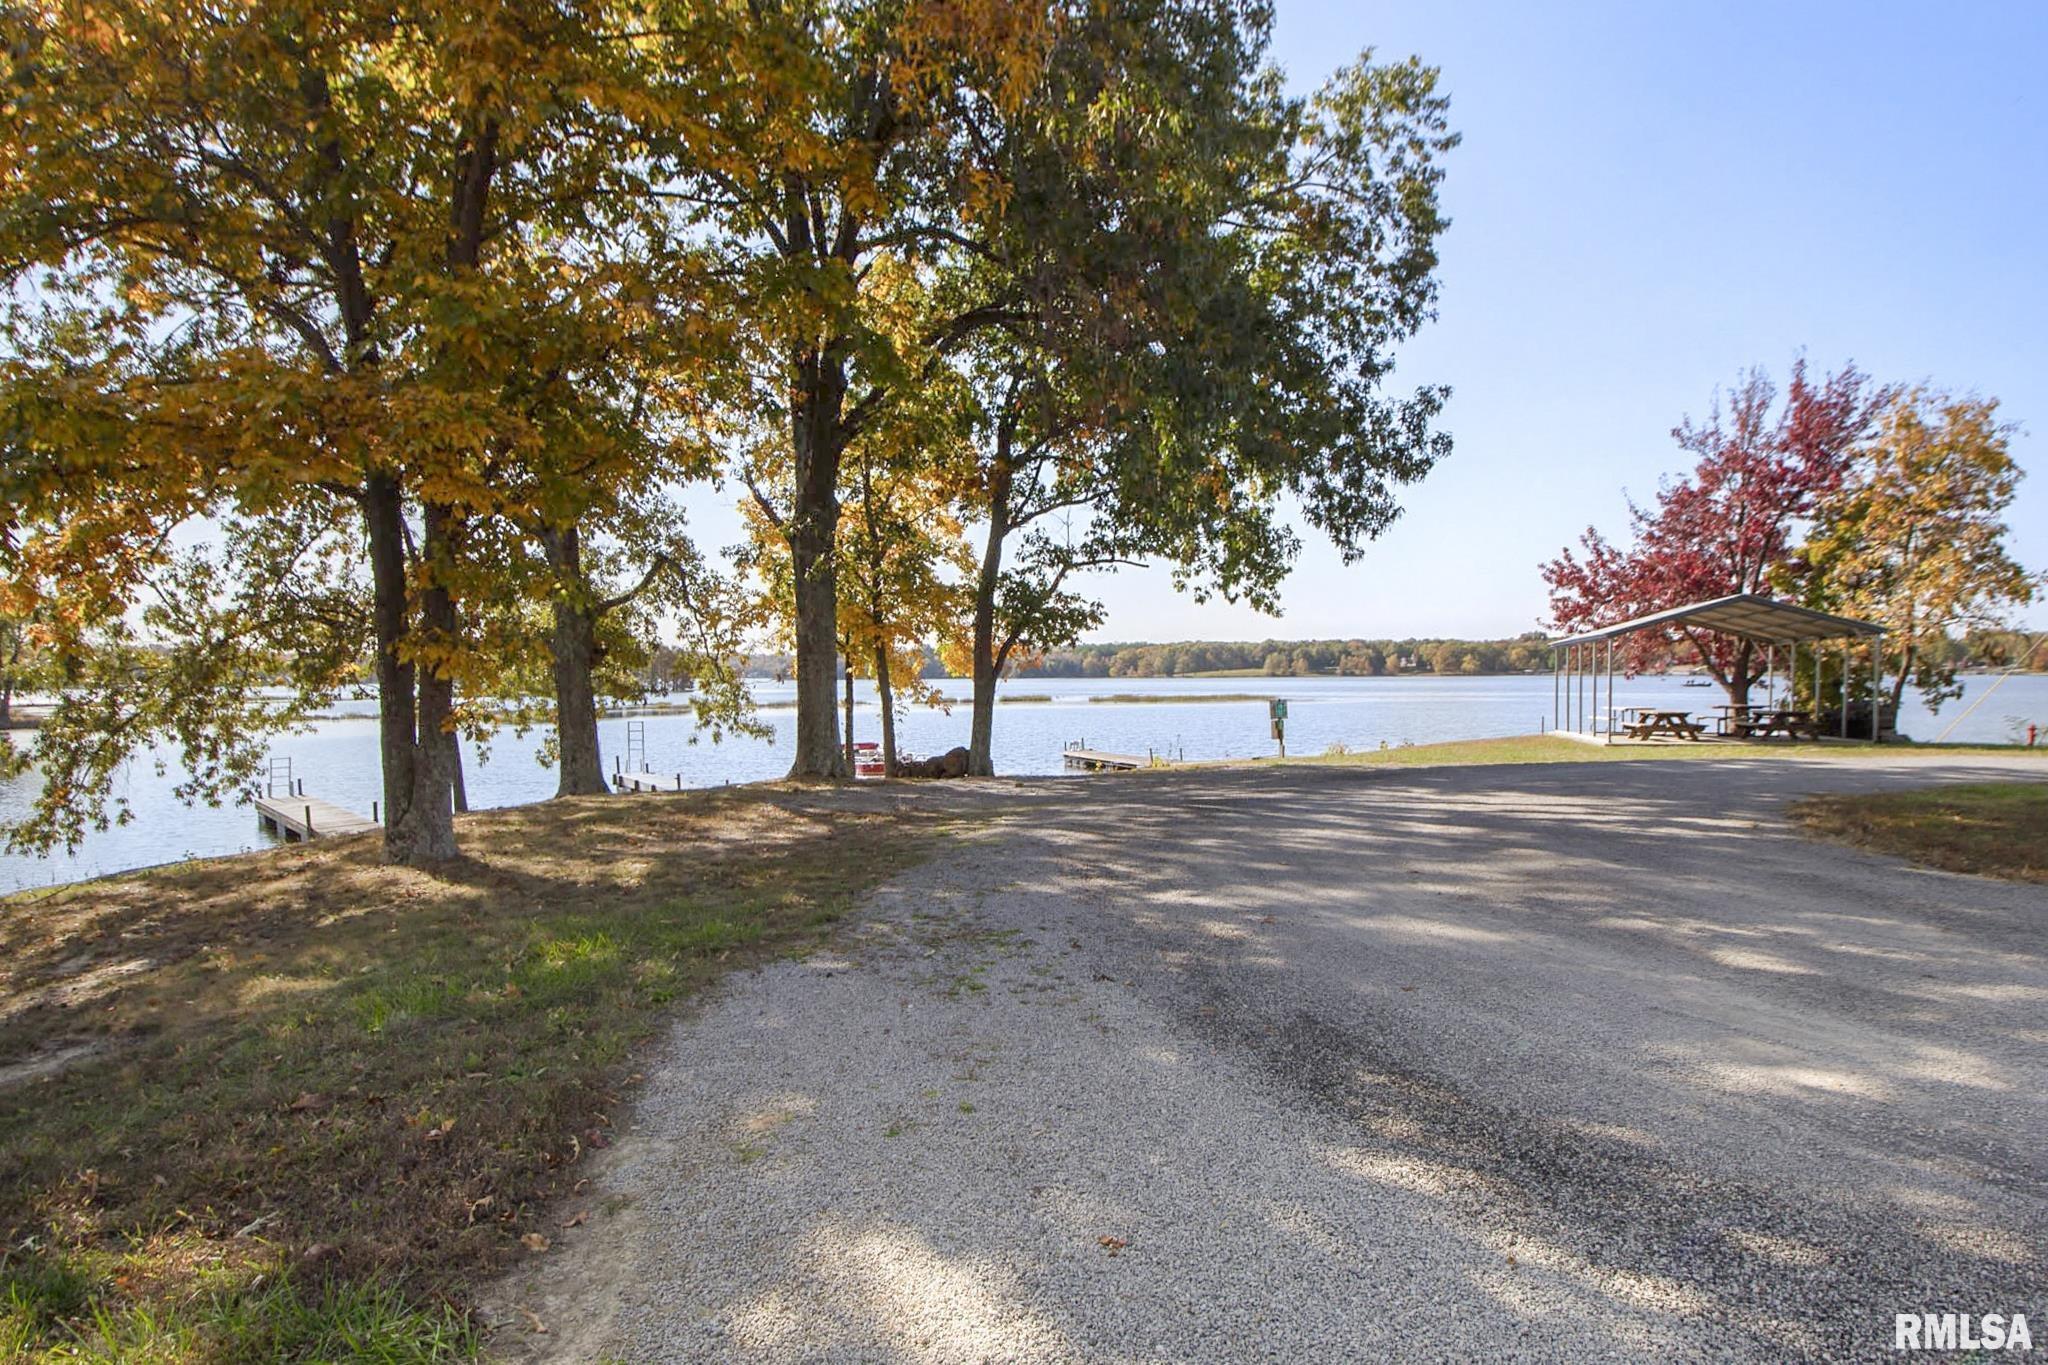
(1618, 707), (1706, 740)
(1714, 705), (1821, 740)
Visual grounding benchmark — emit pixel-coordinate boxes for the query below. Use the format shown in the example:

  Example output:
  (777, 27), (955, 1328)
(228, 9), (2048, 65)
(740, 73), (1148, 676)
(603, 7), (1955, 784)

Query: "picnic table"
(1618, 706), (1706, 740)
(1714, 704), (1820, 740)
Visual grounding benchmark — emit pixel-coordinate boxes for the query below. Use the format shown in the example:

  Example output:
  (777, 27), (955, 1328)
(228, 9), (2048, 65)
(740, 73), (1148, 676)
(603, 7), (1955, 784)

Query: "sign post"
(1268, 698), (1288, 758)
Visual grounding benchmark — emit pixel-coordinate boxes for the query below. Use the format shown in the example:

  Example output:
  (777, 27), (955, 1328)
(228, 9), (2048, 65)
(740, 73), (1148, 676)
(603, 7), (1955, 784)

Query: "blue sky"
(1069, 0), (2048, 640)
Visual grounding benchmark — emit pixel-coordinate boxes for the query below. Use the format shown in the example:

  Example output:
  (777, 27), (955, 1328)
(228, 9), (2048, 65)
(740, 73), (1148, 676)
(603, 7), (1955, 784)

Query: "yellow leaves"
(893, 0), (1056, 114)
(956, 165), (1014, 227)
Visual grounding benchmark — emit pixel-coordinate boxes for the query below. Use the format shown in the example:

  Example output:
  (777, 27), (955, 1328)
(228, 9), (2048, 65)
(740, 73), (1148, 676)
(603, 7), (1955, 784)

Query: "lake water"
(4, 671), (2044, 893)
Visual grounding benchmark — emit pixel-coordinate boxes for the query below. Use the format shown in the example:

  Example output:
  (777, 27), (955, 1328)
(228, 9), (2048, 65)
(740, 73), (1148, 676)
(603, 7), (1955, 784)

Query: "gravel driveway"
(493, 756), (2047, 1362)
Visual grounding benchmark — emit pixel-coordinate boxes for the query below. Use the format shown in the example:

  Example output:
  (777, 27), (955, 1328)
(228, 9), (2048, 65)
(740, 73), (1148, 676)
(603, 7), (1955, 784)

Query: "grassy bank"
(1792, 782), (2048, 882)
(1236, 734), (2048, 770)
(0, 787), (938, 1360)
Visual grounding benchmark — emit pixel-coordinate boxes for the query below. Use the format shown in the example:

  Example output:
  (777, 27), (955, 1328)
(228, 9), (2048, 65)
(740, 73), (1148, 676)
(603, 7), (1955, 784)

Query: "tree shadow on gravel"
(979, 759), (2048, 1358)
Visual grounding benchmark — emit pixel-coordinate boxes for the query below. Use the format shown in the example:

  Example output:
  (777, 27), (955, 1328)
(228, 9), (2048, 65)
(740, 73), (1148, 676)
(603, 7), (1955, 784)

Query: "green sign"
(1269, 699), (1288, 721)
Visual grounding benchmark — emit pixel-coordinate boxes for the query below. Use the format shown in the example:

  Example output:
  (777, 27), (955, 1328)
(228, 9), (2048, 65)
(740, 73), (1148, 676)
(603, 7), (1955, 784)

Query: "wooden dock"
(614, 769), (684, 794)
(1062, 746), (1153, 772)
(255, 793), (378, 841)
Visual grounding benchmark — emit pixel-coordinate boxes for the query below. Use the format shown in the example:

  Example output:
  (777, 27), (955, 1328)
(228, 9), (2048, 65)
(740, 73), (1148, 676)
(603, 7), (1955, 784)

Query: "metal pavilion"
(1549, 593), (1888, 742)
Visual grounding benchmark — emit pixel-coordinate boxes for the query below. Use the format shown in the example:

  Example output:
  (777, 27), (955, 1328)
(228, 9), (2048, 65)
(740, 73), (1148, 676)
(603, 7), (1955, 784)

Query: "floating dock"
(254, 793), (378, 841)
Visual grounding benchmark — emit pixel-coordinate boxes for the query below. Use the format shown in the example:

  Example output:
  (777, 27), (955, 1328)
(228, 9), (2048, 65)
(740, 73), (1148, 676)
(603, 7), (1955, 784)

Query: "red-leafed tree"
(1543, 362), (1885, 705)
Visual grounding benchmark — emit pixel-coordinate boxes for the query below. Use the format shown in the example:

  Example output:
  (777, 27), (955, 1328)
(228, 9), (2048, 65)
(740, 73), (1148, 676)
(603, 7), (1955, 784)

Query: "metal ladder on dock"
(266, 755), (296, 797)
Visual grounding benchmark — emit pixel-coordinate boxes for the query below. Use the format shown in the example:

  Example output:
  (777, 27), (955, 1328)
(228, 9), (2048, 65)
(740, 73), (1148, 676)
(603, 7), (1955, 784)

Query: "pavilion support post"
(1578, 644), (1587, 733)
(1871, 634), (1883, 742)
(1840, 642), (1850, 739)
(1607, 639), (1616, 739)
(1553, 647), (1561, 732)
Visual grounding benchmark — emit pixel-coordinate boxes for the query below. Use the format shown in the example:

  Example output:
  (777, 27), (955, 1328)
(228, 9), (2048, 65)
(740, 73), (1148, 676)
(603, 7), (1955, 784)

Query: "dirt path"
(488, 756), (2048, 1361)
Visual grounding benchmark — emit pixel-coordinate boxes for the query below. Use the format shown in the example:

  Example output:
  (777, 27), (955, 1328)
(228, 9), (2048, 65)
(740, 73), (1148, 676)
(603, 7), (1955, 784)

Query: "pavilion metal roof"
(1549, 592), (1883, 648)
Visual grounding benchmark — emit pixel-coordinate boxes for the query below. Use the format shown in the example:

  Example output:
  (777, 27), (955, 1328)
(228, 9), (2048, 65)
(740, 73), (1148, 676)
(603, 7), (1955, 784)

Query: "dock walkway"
(254, 793), (378, 841)
(1062, 746), (1154, 772)
(615, 769), (685, 793)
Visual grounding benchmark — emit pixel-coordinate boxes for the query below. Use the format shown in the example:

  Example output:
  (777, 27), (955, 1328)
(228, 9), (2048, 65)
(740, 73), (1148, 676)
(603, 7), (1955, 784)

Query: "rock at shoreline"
(899, 746), (970, 779)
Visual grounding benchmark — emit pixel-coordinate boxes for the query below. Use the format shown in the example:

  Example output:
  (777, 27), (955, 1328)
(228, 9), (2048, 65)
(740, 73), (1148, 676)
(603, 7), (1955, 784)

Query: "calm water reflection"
(4, 672), (2043, 892)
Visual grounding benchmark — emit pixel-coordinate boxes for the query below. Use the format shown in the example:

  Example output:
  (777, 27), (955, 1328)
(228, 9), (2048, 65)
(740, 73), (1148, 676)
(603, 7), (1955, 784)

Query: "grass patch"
(1791, 782), (2048, 882)
(998, 694), (1053, 704)
(1253, 734), (2048, 770)
(0, 785), (937, 1360)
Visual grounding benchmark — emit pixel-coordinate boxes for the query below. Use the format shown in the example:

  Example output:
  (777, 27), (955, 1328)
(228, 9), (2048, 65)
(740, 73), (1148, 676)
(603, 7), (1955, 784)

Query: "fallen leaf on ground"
(561, 1211), (587, 1229)
(518, 1307), (548, 1334)
(520, 1232), (550, 1253)
(287, 1092), (327, 1112)
(1098, 1235), (1127, 1257)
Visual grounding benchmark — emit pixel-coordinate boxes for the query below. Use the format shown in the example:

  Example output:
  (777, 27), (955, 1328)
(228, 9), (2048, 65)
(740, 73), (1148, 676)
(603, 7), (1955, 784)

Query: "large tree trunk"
(967, 454), (1013, 777)
(842, 656), (856, 774)
(551, 600), (607, 796)
(363, 473), (423, 861)
(787, 349), (849, 778)
(391, 501), (460, 865)
(544, 526), (609, 797)
(1713, 638), (1755, 711)
(450, 738), (469, 813)
(1888, 605), (1916, 710)
(0, 628), (15, 729)
(873, 639), (898, 777)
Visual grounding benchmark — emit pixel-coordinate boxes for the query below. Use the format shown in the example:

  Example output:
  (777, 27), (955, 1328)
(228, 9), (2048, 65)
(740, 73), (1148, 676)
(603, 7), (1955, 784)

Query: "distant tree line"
(717, 625), (2042, 687)
(1015, 636), (1556, 677)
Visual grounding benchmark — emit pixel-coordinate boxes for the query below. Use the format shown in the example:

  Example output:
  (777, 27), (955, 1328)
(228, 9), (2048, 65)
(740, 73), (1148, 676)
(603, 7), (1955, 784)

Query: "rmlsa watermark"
(1896, 1313), (2033, 1352)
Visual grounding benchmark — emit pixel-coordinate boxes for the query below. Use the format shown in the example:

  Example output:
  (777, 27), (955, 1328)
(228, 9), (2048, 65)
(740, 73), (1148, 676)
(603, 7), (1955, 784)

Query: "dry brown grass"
(0, 783), (942, 1359)
(1792, 782), (2048, 882)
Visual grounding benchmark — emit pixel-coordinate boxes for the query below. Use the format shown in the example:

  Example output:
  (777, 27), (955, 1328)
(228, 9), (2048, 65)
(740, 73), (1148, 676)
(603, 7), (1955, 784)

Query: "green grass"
(0, 786), (938, 1361)
(1228, 733), (2048, 770)
(1, 1260), (475, 1363)
(1792, 782), (2048, 882)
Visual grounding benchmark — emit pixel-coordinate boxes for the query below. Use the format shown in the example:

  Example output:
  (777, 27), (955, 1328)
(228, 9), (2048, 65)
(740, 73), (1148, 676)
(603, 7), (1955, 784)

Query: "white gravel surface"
(491, 755), (2048, 1362)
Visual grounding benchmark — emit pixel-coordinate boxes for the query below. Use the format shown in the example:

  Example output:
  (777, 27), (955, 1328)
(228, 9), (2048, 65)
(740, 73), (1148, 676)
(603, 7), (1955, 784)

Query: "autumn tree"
(837, 400), (973, 776)
(0, 524), (51, 733)
(646, 0), (1061, 779)
(1543, 362), (1884, 707)
(949, 10), (1459, 774)
(0, 0), (742, 855)
(1795, 388), (2039, 711)
(450, 240), (757, 797)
